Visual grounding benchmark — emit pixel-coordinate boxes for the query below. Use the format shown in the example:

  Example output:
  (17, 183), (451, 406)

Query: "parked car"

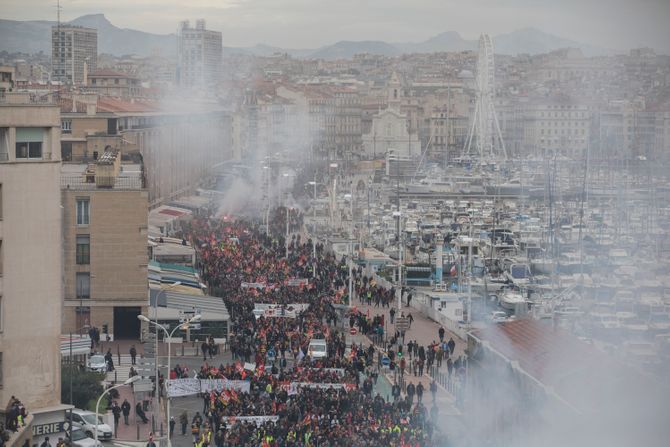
(87, 355), (107, 374)
(71, 410), (113, 441)
(68, 428), (103, 447)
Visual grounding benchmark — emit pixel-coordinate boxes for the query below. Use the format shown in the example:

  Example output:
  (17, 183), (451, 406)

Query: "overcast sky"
(4, 0), (670, 52)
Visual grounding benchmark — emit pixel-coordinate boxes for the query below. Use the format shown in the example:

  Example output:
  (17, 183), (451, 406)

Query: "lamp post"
(69, 324), (89, 445)
(96, 376), (141, 445)
(152, 282), (181, 430)
(344, 193), (354, 307)
(263, 166), (270, 236)
(138, 314), (201, 447)
(393, 210), (402, 310)
(307, 179), (320, 278)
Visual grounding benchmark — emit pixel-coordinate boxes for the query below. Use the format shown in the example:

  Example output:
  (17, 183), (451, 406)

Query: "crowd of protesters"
(176, 214), (438, 446)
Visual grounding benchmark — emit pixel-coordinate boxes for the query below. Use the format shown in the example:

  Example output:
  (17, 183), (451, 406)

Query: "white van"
(308, 339), (328, 359)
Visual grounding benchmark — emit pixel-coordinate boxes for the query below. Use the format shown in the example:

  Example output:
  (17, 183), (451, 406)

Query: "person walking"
(430, 379), (438, 403)
(389, 307), (396, 325)
(129, 345), (137, 365)
(201, 342), (209, 362)
(111, 402), (121, 435)
(448, 337), (456, 356)
(180, 411), (189, 436)
(169, 417), (175, 438)
(416, 382), (424, 403)
(105, 348), (114, 372)
(146, 433), (156, 447)
(406, 382), (416, 404)
(438, 327), (445, 343)
(40, 437), (51, 447)
(121, 399), (131, 425)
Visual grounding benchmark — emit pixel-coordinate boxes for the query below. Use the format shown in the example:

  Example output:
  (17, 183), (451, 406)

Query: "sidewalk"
(110, 383), (166, 442)
(346, 295), (470, 443)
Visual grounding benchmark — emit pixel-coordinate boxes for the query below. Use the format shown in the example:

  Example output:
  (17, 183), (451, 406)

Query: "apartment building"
(51, 25), (98, 85)
(61, 149), (148, 339)
(521, 100), (591, 158)
(0, 66), (15, 94)
(0, 93), (64, 438)
(87, 69), (141, 97)
(59, 94), (232, 207)
(178, 20), (223, 89)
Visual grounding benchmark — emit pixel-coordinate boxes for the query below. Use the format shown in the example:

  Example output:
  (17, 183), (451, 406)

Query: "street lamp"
(392, 210), (403, 310)
(344, 194), (354, 307)
(150, 282), (181, 431)
(95, 376), (141, 445)
(307, 180), (320, 277)
(68, 324), (89, 445)
(138, 314), (201, 447)
(263, 166), (270, 235)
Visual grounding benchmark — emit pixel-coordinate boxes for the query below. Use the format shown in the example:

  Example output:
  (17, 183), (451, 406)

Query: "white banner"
(277, 382), (357, 393)
(166, 378), (200, 397)
(253, 303), (309, 318)
(241, 282), (266, 289)
(167, 378), (251, 397)
(296, 367), (345, 376)
(200, 379), (251, 394)
(287, 278), (309, 287)
(220, 416), (279, 427)
(296, 382), (356, 390)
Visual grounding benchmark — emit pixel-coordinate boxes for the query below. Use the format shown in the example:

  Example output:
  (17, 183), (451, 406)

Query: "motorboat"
(498, 288), (527, 310)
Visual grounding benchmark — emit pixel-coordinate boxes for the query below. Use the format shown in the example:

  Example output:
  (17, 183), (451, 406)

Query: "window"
(76, 198), (89, 225)
(61, 142), (72, 161)
(0, 352), (3, 388)
(61, 120), (72, 134)
(15, 127), (44, 159)
(76, 272), (90, 299)
(76, 235), (90, 265)
(0, 128), (8, 161)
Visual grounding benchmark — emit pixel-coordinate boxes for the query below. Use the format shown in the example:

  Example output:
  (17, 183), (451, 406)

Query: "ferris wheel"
(465, 34), (507, 161)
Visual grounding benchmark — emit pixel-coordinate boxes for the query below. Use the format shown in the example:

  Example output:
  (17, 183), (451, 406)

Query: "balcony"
(0, 92), (54, 105)
(0, 412), (34, 447)
(61, 174), (144, 190)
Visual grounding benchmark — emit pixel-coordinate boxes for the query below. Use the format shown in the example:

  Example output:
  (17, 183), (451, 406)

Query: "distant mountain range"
(0, 13), (616, 59)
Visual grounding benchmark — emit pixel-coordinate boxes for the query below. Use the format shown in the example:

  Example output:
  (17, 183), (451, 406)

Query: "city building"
(178, 20), (223, 89)
(362, 108), (420, 159)
(521, 99), (591, 158)
(60, 149), (148, 339)
(0, 93), (67, 446)
(59, 93), (233, 207)
(51, 25), (98, 85)
(0, 66), (15, 94)
(86, 69), (141, 97)
(466, 319), (668, 446)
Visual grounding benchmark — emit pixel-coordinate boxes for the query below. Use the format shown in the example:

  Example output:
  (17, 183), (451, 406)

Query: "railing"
(0, 92), (54, 105)
(61, 175), (145, 190)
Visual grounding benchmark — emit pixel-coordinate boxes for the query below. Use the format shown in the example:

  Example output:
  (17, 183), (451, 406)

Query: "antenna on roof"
(56, 0), (61, 31)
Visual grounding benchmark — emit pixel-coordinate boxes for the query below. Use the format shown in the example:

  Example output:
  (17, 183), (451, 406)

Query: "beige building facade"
(0, 97), (63, 414)
(61, 151), (148, 339)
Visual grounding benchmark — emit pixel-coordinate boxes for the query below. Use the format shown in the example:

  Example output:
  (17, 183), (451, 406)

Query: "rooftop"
(61, 162), (144, 190)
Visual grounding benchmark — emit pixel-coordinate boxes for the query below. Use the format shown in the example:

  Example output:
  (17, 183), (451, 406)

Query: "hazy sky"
(4, 0), (670, 52)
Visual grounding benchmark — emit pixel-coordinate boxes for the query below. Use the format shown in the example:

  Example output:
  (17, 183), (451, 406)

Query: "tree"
(61, 365), (105, 410)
